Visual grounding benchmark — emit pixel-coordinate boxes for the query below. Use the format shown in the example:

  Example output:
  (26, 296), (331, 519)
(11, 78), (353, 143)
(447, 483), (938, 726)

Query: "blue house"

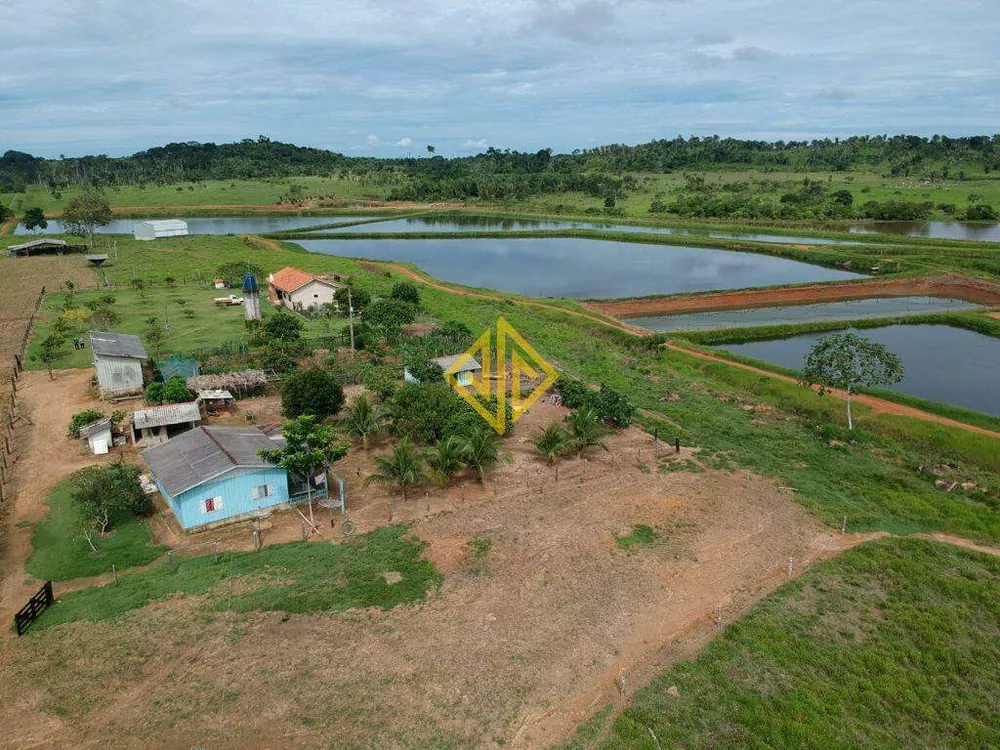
(142, 426), (293, 529)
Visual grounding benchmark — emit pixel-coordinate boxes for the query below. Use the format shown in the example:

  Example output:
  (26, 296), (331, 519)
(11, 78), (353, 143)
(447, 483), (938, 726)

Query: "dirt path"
(589, 274), (1000, 318)
(666, 341), (1000, 439)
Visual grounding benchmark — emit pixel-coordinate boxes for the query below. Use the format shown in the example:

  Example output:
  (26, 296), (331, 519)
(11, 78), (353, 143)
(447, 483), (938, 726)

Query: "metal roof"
(78, 417), (112, 438)
(433, 354), (482, 373)
(135, 219), (188, 231)
(133, 401), (201, 430)
(142, 426), (279, 497)
(8, 239), (68, 251)
(90, 331), (148, 360)
(197, 389), (233, 401)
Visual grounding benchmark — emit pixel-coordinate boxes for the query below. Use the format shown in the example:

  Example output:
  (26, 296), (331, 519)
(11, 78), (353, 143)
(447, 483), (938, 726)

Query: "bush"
(262, 309), (305, 342)
(964, 204), (998, 221)
(555, 376), (634, 428)
(215, 261), (264, 289)
(67, 409), (105, 439)
(281, 368), (345, 419)
(405, 358), (444, 383)
(390, 281), (421, 307)
(162, 376), (195, 403)
(145, 382), (164, 404)
(363, 298), (417, 333)
(334, 283), (370, 314)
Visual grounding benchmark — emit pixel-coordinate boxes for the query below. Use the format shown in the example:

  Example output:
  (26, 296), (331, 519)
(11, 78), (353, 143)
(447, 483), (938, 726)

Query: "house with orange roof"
(267, 266), (341, 312)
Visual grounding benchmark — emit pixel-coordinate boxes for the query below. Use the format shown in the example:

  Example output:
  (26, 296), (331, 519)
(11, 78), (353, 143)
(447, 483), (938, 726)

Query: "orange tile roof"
(269, 266), (318, 293)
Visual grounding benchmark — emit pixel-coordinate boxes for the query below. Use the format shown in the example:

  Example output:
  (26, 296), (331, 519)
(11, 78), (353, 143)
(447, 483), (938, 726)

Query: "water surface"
(632, 296), (977, 331)
(294, 236), (861, 299)
(721, 324), (1000, 416)
(14, 216), (372, 236)
(847, 221), (1000, 243)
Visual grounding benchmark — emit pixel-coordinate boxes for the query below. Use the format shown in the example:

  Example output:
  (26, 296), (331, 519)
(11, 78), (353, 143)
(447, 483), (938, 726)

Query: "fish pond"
(630, 296), (978, 332)
(720, 324), (1000, 417)
(14, 216), (372, 236)
(847, 221), (1000, 243)
(293, 236), (861, 299)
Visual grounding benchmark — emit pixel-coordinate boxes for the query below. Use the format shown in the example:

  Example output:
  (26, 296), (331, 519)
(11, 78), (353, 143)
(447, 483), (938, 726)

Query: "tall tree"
(62, 189), (112, 249)
(364, 438), (426, 521)
(22, 207), (47, 232)
(802, 332), (904, 430)
(37, 333), (68, 379)
(281, 368), (345, 419)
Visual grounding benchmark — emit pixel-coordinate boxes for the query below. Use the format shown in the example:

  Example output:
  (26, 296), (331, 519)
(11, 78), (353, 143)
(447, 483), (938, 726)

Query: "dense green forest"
(3, 134), (1000, 220)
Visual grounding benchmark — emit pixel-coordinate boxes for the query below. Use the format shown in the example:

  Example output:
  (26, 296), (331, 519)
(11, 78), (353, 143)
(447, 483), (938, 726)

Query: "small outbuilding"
(404, 354), (482, 386)
(78, 417), (113, 455)
(8, 239), (85, 256)
(268, 266), (340, 312)
(197, 389), (235, 414)
(91, 331), (148, 399)
(132, 401), (202, 445)
(142, 426), (291, 529)
(133, 219), (189, 241)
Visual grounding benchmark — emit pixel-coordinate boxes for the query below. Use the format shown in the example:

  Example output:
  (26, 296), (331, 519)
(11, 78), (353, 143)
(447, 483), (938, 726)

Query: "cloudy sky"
(1, 0), (998, 158)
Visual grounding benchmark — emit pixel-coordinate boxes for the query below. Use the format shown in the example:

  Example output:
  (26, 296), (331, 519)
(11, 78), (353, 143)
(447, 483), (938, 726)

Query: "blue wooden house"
(142, 426), (293, 529)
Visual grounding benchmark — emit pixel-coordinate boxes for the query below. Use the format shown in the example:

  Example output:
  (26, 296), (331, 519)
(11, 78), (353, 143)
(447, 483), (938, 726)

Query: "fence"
(14, 580), (54, 636)
(0, 286), (44, 505)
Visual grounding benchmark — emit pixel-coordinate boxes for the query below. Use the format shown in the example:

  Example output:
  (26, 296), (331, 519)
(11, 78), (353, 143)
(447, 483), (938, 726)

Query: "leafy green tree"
(143, 317), (166, 358)
(260, 415), (348, 526)
(62, 189), (112, 249)
(161, 376), (195, 403)
(71, 463), (146, 547)
(461, 427), (506, 483)
(22, 207), (47, 231)
(0, 203), (11, 223)
(390, 281), (421, 307)
(531, 422), (572, 465)
(215, 261), (264, 289)
(964, 204), (998, 221)
(566, 407), (611, 459)
(425, 434), (467, 486)
(362, 298), (417, 340)
(37, 333), (67, 378)
(405, 358), (444, 384)
(388, 382), (466, 443)
(67, 409), (105, 439)
(335, 283), (370, 314)
(145, 381), (164, 404)
(342, 394), (386, 449)
(802, 332), (904, 431)
(84, 294), (120, 329)
(364, 437), (426, 520)
(281, 368), (345, 419)
(262, 309), (304, 342)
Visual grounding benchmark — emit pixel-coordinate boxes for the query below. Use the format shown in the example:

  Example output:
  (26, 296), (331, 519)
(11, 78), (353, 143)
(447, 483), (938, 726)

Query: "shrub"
(390, 281), (421, 307)
(67, 409), (105, 439)
(555, 376), (634, 428)
(262, 309), (305, 342)
(161, 376), (195, 403)
(281, 368), (345, 419)
(405, 358), (445, 383)
(215, 261), (264, 289)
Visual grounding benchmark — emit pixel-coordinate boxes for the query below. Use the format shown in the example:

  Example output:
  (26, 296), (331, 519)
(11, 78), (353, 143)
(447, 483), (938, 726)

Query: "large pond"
(720, 324), (1000, 417)
(320, 215), (858, 245)
(13, 216), (372, 236)
(630, 296), (978, 332)
(294, 236), (861, 299)
(847, 221), (1000, 243)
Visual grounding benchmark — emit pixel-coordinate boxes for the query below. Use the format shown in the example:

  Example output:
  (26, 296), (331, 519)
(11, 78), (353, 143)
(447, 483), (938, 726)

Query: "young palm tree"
(363, 438), (425, 521)
(531, 421), (572, 465)
(461, 427), (506, 483)
(566, 407), (611, 459)
(342, 394), (386, 449)
(426, 434), (467, 486)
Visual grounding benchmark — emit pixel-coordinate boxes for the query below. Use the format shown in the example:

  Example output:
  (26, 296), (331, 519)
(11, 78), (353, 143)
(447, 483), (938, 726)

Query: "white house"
(267, 266), (340, 312)
(133, 219), (189, 240)
(90, 331), (148, 399)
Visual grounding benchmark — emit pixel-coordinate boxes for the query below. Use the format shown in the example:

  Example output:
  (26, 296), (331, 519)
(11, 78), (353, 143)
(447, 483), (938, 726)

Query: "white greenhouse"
(133, 219), (189, 240)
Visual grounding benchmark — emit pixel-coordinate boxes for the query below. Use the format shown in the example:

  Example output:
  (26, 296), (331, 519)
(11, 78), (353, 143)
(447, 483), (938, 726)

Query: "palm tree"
(461, 428), (506, 483)
(566, 407), (611, 459)
(342, 394), (386, 449)
(364, 438), (425, 521)
(426, 434), (467, 486)
(531, 422), (572, 465)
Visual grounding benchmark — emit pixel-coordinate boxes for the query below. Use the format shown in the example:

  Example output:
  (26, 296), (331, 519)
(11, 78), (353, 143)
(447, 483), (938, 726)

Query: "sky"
(1, 0), (998, 158)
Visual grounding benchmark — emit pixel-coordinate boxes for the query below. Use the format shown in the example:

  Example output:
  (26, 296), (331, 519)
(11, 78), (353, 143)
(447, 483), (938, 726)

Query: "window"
(201, 496), (223, 514)
(252, 484), (272, 500)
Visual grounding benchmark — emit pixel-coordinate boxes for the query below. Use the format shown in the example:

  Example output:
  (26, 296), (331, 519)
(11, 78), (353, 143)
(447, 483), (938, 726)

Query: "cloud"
(531, 0), (619, 43)
(365, 134), (381, 148)
(816, 87), (858, 101)
(461, 139), (489, 151)
(396, 136), (414, 147)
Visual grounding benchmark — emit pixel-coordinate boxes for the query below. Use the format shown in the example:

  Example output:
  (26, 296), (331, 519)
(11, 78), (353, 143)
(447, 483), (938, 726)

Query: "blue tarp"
(158, 354), (201, 380)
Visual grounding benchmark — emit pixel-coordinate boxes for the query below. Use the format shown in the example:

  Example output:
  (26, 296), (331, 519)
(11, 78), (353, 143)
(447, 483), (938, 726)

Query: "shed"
(133, 219), (189, 240)
(8, 239), (85, 256)
(90, 331), (148, 399)
(142, 426), (291, 529)
(78, 417), (113, 455)
(132, 401), (202, 445)
(404, 354), (482, 386)
(197, 389), (234, 414)
(267, 266), (340, 311)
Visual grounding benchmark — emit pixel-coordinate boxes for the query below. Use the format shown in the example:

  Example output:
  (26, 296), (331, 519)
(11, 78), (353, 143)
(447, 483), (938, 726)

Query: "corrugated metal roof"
(142, 426), (279, 497)
(135, 219), (188, 231)
(133, 401), (201, 429)
(78, 417), (112, 438)
(8, 239), (68, 251)
(197, 389), (233, 401)
(90, 331), (148, 360)
(434, 354), (482, 373)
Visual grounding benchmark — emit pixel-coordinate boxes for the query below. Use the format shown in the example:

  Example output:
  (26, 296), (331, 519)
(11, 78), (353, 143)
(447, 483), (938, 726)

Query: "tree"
(70, 463), (146, 547)
(802, 332), (904, 430)
(260, 415), (348, 527)
(62, 189), (112, 249)
(390, 281), (421, 307)
(426, 145), (436, 155)
(364, 437), (426, 520)
(531, 422), (572, 465)
(0, 203), (11, 223)
(22, 207), (47, 231)
(566, 407), (611, 459)
(461, 427), (505, 483)
(144, 317), (166, 358)
(964, 204), (998, 221)
(161, 376), (195, 403)
(215, 261), (264, 289)
(334, 283), (370, 314)
(281, 368), (345, 419)
(342, 394), (386, 449)
(362, 298), (417, 339)
(262, 309), (304, 342)
(405, 358), (444, 384)
(84, 294), (120, 329)
(425, 434), (467, 486)
(37, 334), (67, 378)
(67, 409), (105, 439)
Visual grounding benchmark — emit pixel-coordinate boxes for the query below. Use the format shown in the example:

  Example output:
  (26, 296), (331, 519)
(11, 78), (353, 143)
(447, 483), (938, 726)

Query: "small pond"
(294, 236), (861, 299)
(847, 221), (1000, 243)
(720, 324), (1000, 416)
(630, 296), (978, 332)
(14, 216), (372, 236)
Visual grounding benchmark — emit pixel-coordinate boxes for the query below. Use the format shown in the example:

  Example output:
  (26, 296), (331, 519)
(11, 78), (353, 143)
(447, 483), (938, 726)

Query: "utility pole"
(348, 288), (355, 351)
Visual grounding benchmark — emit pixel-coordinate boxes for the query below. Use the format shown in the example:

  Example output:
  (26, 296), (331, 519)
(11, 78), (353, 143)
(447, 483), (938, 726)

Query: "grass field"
(25, 471), (166, 582)
(569, 537), (1000, 749)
